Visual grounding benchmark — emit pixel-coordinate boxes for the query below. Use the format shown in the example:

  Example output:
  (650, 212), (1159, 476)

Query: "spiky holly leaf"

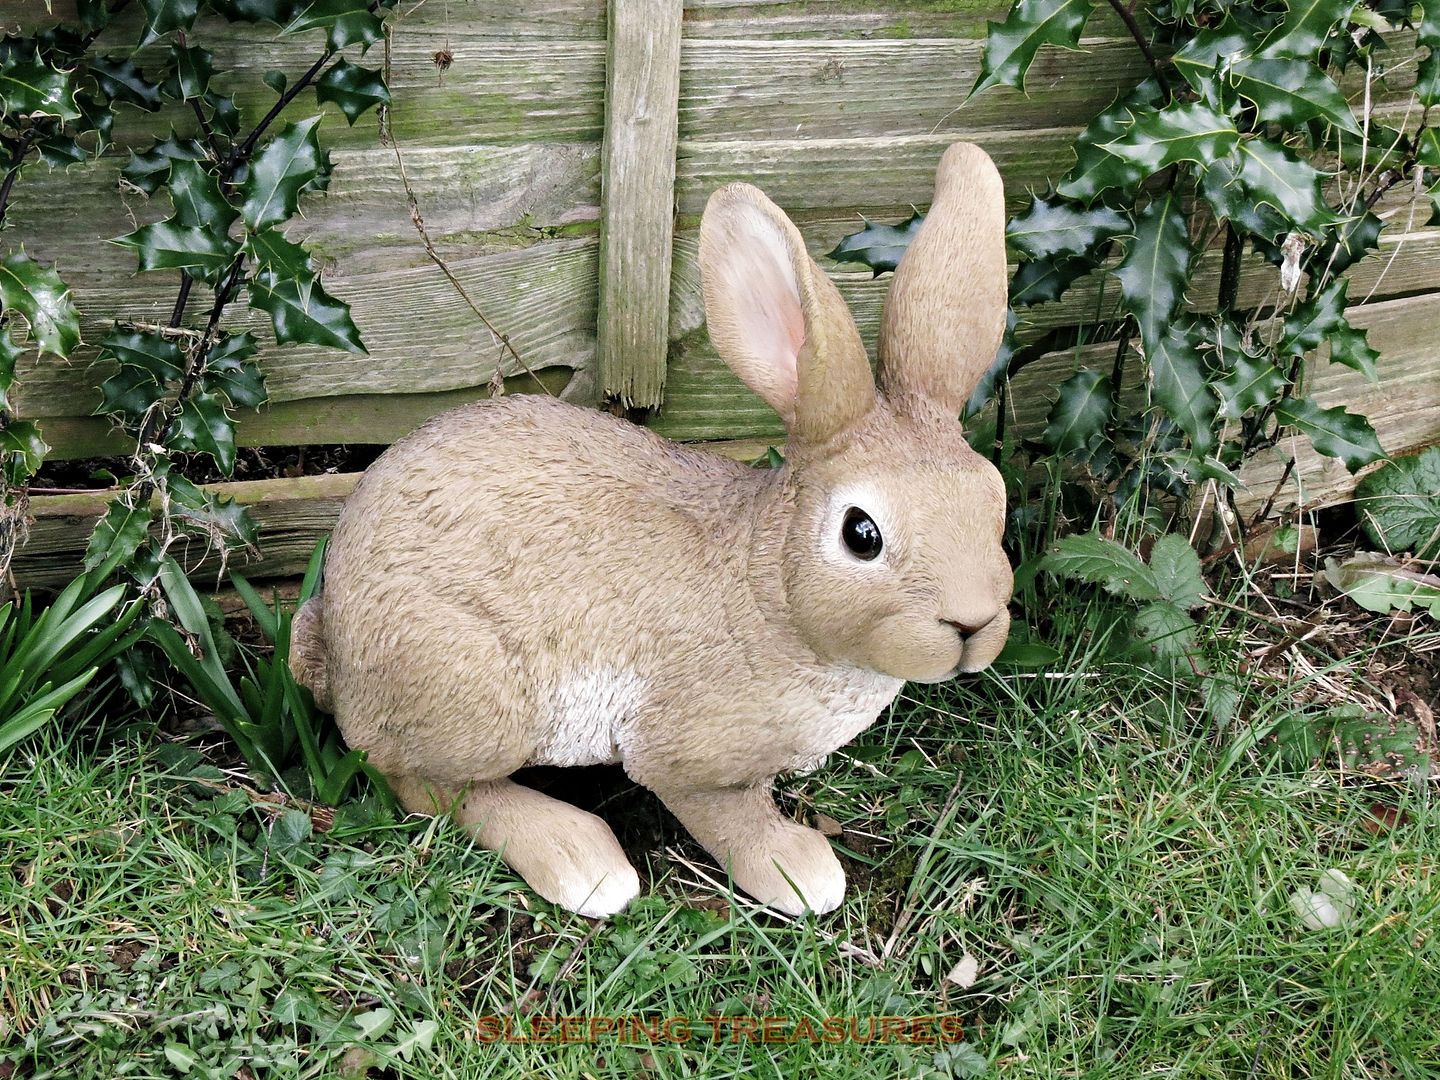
(167, 159), (237, 230)
(315, 58), (390, 124)
(1201, 149), (1289, 242)
(963, 310), (1016, 420)
(1112, 191), (1194, 356)
(1234, 137), (1337, 235)
(165, 43), (213, 99)
(1418, 49), (1439, 108)
(1039, 532), (1161, 601)
(1275, 396), (1384, 472)
(111, 218), (239, 281)
(244, 228), (313, 303)
(36, 134), (85, 167)
(98, 364), (166, 420)
(1010, 253), (1097, 307)
(139, 0), (201, 41)
(1056, 89), (1159, 202)
(167, 473), (260, 549)
(1326, 323), (1379, 381)
(172, 391), (236, 475)
(84, 501), (153, 574)
(1172, 18), (1260, 90)
(0, 251), (81, 358)
(1215, 352), (1285, 418)
(203, 333), (267, 408)
(240, 116), (325, 230)
(98, 327), (185, 381)
(248, 269), (366, 353)
(1148, 319), (1218, 457)
(1281, 277), (1348, 354)
(122, 134), (207, 194)
(1100, 101), (1239, 175)
(0, 57), (81, 121)
(74, 91), (114, 153)
(1258, 0), (1358, 58)
(0, 420), (47, 485)
(1006, 195), (1127, 261)
(826, 213), (923, 276)
(1355, 447), (1440, 558)
(969, 0), (1096, 98)
(1316, 210), (1381, 278)
(1225, 57), (1361, 136)
(209, 0), (297, 23)
(284, 0), (385, 51)
(1042, 368), (1112, 453)
(0, 331), (19, 410)
(87, 55), (163, 112)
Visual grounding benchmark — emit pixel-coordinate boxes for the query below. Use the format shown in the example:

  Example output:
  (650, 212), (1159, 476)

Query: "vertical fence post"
(596, 0), (683, 411)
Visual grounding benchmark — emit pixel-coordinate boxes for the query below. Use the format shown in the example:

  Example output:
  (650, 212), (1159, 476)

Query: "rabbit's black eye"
(841, 507), (883, 560)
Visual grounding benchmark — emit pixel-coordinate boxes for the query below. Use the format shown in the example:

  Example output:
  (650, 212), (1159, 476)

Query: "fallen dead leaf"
(946, 952), (979, 989)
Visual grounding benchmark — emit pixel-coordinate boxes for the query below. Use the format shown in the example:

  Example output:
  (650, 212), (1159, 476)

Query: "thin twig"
(230, 51), (335, 166)
(0, 130), (39, 227)
(1104, 0), (1171, 100)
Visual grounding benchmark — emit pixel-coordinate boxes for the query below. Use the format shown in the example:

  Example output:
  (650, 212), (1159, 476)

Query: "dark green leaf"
(1281, 277), (1348, 354)
(315, 58), (389, 124)
(84, 501), (153, 573)
(1148, 319), (1218, 457)
(139, 0), (201, 40)
(98, 364), (167, 420)
(1315, 210), (1381, 278)
(1131, 601), (1197, 661)
(240, 116), (325, 230)
(111, 219), (239, 281)
(284, 0), (385, 51)
(1355, 446), (1440, 558)
(244, 227), (314, 286)
(1326, 323), (1379, 381)
(204, 92), (243, 137)
(1101, 101), (1239, 175)
(36, 134), (86, 168)
(0, 58), (81, 121)
(166, 44), (213, 99)
(1112, 191), (1195, 356)
(1006, 195), (1127, 261)
(264, 69), (288, 96)
(1010, 253), (1097, 306)
(1173, 18), (1261, 90)
(1420, 0), (1440, 46)
(826, 213), (923, 275)
(1234, 137), (1337, 235)
(173, 391), (237, 475)
(1214, 352), (1285, 418)
(121, 134), (207, 194)
(970, 0), (1096, 97)
(1039, 532), (1161, 601)
(1225, 57), (1360, 136)
(203, 333), (267, 408)
(1258, 0), (1357, 58)
(0, 331), (19, 409)
(248, 269), (366, 353)
(167, 159), (238, 230)
(209, 0), (298, 23)
(1418, 49), (1439, 109)
(1043, 369), (1112, 453)
(169, 478), (260, 549)
(1201, 149), (1289, 242)
(0, 420), (48, 484)
(1055, 83), (1163, 202)
(1275, 396), (1384, 472)
(87, 55), (163, 112)
(0, 251), (81, 358)
(963, 310), (1016, 420)
(74, 92), (115, 153)
(97, 327), (185, 381)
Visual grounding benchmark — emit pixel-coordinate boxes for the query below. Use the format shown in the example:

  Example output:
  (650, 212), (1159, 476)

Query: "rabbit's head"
(699, 142), (1013, 683)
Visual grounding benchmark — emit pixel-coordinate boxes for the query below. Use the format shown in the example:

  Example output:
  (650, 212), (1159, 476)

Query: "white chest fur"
(788, 670), (904, 774)
(532, 666), (649, 766)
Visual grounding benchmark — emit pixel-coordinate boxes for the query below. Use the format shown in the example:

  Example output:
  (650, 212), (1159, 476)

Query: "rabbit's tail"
(289, 596), (333, 712)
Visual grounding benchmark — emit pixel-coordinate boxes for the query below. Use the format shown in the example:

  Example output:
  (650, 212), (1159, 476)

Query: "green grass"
(1, 598), (1436, 1079)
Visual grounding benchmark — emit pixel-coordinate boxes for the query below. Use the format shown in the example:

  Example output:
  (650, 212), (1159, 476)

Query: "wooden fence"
(8, 0), (1440, 589)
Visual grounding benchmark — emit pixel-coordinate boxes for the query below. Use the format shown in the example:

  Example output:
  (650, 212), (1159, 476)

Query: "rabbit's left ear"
(876, 143), (1007, 418)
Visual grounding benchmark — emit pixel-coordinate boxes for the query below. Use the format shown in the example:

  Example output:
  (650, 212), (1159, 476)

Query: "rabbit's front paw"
(734, 824), (846, 916)
(513, 814), (642, 919)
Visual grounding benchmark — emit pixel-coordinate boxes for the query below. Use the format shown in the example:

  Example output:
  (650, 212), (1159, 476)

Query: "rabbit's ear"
(877, 143), (1007, 418)
(700, 183), (874, 445)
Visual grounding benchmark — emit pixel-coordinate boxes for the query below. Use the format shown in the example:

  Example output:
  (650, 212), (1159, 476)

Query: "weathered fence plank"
(597, 0), (684, 408)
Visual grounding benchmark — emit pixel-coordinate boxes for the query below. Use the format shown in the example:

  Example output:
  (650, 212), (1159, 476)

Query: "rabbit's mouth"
(945, 609), (1011, 678)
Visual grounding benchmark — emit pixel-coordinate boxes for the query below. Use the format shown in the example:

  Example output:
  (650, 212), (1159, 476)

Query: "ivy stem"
(1104, 0), (1171, 101)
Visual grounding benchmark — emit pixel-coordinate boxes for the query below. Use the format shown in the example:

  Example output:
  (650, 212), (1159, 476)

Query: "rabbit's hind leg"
(391, 774), (640, 918)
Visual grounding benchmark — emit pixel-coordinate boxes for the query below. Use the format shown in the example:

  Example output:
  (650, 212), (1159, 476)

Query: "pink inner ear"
(725, 212), (805, 413)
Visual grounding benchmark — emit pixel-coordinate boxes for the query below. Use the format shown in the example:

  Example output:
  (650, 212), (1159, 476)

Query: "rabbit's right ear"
(700, 184), (875, 446)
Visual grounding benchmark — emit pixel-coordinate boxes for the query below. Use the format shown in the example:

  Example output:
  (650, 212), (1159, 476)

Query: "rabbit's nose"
(941, 615), (995, 641)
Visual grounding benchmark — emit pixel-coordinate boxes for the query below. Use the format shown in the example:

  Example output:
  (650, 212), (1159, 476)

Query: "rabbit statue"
(289, 141), (1013, 918)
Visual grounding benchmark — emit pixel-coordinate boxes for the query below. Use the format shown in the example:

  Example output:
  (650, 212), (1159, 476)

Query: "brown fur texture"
(291, 142), (1012, 917)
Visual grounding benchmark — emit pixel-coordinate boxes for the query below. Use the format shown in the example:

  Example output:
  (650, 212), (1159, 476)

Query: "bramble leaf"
(1132, 601), (1198, 660)
(315, 58), (390, 124)
(1042, 369), (1112, 454)
(240, 116), (325, 230)
(1149, 534), (1206, 608)
(1112, 191), (1194, 356)
(1039, 533), (1161, 601)
(248, 269), (366, 353)
(1275, 396), (1384, 472)
(826, 213), (923, 276)
(970, 0), (1097, 98)
(0, 251), (81, 358)
(1006, 195), (1127, 261)
(1355, 447), (1440, 558)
